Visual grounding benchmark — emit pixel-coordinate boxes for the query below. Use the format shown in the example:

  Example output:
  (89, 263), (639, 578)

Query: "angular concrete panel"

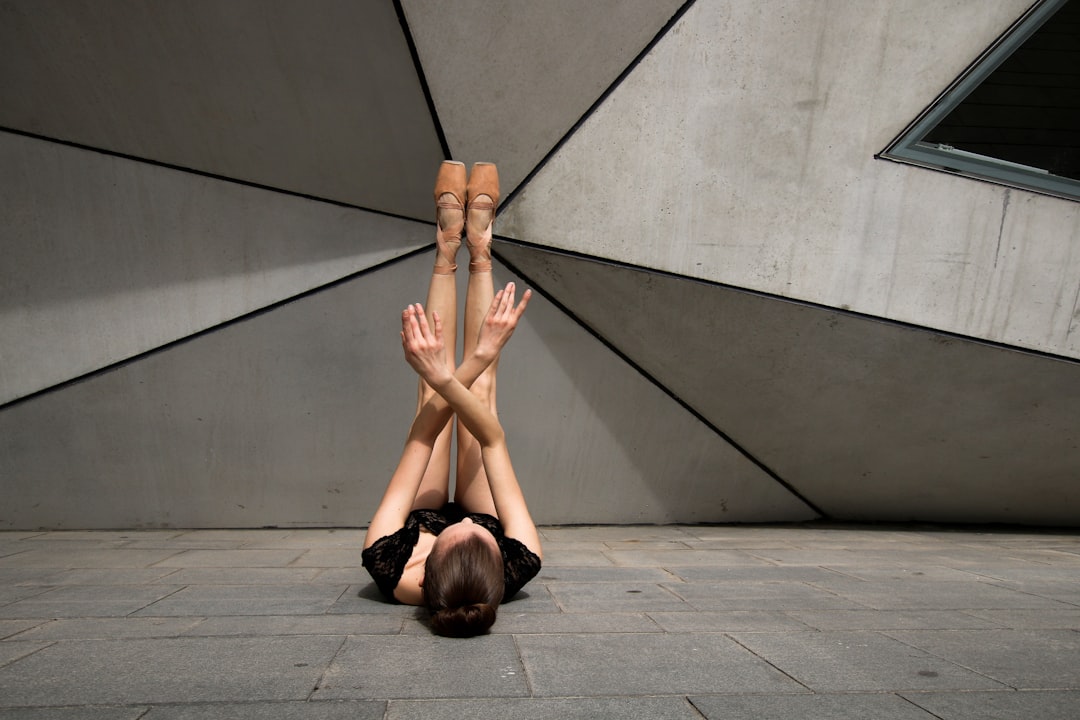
(0, 255), (438, 530)
(498, 0), (1080, 359)
(0, 251), (813, 529)
(496, 242), (1080, 525)
(402, 0), (686, 194)
(0, 132), (430, 404)
(0, 0), (442, 216)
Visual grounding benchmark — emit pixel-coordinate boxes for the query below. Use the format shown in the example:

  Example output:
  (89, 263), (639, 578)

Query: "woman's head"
(424, 522), (504, 637)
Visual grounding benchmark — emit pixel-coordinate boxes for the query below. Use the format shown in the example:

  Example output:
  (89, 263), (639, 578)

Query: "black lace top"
(361, 504), (541, 603)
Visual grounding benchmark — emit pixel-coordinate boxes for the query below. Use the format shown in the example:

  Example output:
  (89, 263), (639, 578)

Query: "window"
(880, 0), (1080, 201)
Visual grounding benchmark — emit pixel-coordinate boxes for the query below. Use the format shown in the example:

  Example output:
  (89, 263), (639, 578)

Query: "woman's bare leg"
(454, 166), (500, 516)
(410, 164), (464, 510)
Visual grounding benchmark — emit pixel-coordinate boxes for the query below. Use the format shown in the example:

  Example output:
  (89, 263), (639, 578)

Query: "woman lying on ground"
(362, 161), (542, 637)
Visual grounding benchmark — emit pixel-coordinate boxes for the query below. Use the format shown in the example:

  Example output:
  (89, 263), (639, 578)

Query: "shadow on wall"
(496, 255), (816, 524)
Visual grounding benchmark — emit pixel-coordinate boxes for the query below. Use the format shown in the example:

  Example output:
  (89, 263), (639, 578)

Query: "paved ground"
(0, 524), (1078, 718)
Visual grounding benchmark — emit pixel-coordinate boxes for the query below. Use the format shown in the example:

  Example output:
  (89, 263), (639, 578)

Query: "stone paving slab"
(960, 608), (1080, 629)
(131, 583), (348, 616)
(665, 565), (845, 582)
(647, 610), (816, 633)
(729, 630), (1010, 693)
(818, 565), (984, 582)
(24, 568), (183, 585)
(885, 629), (1080, 689)
(546, 580), (693, 612)
(539, 526), (699, 542)
(314, 635), (528, 700)
(534, 566), (678, 582)
(0, 636), (345, 706)
(141, 700), (385, 719)
(291, 548), (364, 567)
(786, 609), (998, 631)
(0, 585), (181, 618)
(13, 617), (205, 641)
(186, 614), (404, 637)
(689, 692), (938, 719)
(898, 690), (1080, 719)
(0, 707), (149, 719)
(0, 585), (52, 606)
(0, 548), (183, 568)
(0, 619), (45, 640)
(805, 577), (1071, 610)
(153, 567), (325, 585)
(235, 529), (367, 549)
(436, 611), (663, 635)
(517, 632), (806, 696)
(384, 696), (703, 719)
(532, 544), (615, 567)
(0, 641), (48, 669)
(0, 568), (56, 585)
(666, 580), (866, 611)
(152, 549), (306, 567)
(605, 548), (771, 567)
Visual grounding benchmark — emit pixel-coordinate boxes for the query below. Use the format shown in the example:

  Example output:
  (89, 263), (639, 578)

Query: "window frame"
(878, 0), (1079, 202)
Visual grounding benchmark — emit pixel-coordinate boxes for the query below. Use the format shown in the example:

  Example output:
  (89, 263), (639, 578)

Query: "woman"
(362, 161), (542, 637)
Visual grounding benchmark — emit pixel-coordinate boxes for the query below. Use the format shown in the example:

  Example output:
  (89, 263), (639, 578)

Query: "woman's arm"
(425, 374), (542, 559)
(404, 287), (542, 558)
(362, 338), (497, 551)
(363, 284), (531, 550)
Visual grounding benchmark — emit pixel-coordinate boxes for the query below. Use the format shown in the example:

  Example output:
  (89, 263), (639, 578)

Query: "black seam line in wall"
(491, 240), (829, 520)
(500, 0), (699, 211)
(495, 236), (1080, 369)
(0, 245), (432, 414)
(0, 126), (420, 223)
(393, 0), (452, 161)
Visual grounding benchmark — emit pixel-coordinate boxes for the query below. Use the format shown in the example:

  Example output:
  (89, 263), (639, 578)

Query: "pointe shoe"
(433, 161), (466, 274)
(466, 162), (499, 273)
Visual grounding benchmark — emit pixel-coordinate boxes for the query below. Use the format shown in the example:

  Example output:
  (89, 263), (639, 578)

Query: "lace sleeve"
(500, 537), (542, 601)
(361, 523), (418, 601)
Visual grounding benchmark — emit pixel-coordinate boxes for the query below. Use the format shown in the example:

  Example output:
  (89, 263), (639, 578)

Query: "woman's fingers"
(514, 288), (532, 318)
(431, 310), (443, 346)
(402, 304), (428, 351)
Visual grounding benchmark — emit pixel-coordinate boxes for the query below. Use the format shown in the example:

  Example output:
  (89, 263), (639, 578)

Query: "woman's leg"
(454, 163), (500, 516)
(410, 161), (465, 510)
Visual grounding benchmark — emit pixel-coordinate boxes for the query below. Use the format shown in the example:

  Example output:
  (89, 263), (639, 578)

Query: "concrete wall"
(1, 0), (1077, 528)
(0, 133), (427, 406)
(0, 246), (814, 529)
(499, 0), (1080, 361)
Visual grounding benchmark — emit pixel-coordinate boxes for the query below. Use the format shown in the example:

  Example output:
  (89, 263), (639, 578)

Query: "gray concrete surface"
(0, 0), (441, 216)
(1, 525), (1078, 717)
(2, 0), (1078, 531)
(402, 0), (686, 193)
(0, 132), (430, 406)
(0, 250), (815, 530)
(499, 0), (1080, 359)
(498, 242), (1080, 525)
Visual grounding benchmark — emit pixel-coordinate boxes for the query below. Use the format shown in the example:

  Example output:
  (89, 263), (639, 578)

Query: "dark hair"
(424, 534), (504, 637)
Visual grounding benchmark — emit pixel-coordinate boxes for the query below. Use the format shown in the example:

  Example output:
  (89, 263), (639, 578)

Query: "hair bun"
(432, 602), (497, 637)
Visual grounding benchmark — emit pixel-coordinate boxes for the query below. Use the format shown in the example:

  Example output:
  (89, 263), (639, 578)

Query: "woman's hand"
(401, 303), (453, 387)
(475, 282), (532, 363)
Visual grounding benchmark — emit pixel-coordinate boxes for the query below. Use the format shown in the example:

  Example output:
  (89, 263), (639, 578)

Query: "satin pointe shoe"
(433, 160), (466, 274)
(465, 162), (500, 273)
